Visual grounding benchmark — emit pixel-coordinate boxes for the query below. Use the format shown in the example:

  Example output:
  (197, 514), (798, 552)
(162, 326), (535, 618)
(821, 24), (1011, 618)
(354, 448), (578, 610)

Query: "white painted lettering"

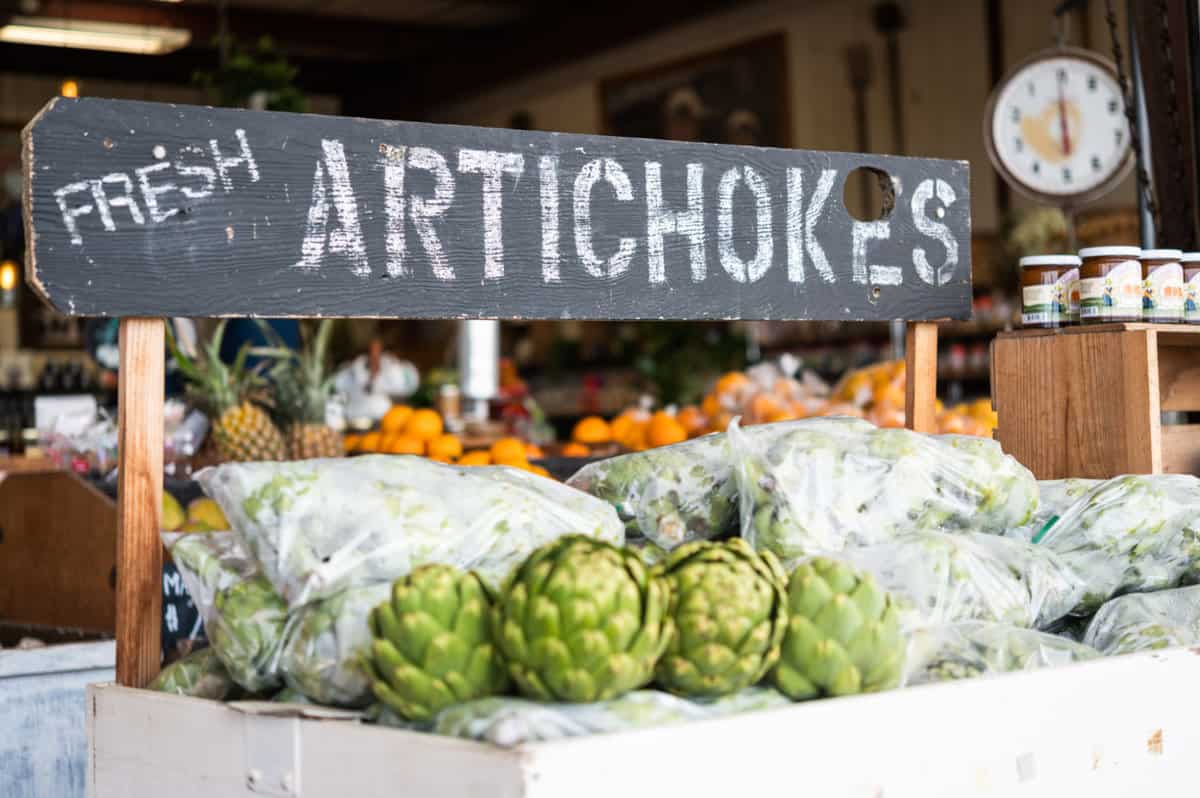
(805, 169), (837, 283)
(294, 139), (369, 275)
(852, 220), (900, 285)
(645, 162), (705, 283)
(175, 145), (216, 199)
(54, 181), (93, 246)
(717, 165), (772, 283)
(912, 178), (959, 286)
(90, 173), (145, 231)
(135, 162), (180, 223)
(408, 146), (456, 281)
(573, 158), (636, 279)
(540, 155), (560, 282)
(209, 129), (259, 192)
(458, 149), (525, 279)
(381, 144), (407, 277)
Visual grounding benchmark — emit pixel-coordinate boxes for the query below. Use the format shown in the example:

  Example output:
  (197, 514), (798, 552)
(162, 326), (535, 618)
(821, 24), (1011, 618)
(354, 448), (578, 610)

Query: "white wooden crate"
(89, 647), (1200, 798)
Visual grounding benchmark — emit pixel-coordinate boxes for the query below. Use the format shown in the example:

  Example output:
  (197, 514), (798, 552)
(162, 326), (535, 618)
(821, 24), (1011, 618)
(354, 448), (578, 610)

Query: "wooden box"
(992, 323), (1200, 479)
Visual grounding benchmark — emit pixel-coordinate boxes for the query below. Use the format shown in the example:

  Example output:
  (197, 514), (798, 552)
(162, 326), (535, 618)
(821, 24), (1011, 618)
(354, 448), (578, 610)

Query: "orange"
(715, 371), (750, 396)
(572, 416), (611, 444)
(380, 405), (413, 434)
(710, 411), (734, 432)
(359, 431), (383, 452)
(700, 393), (720, 420)
(342, 434), (362, 453)
(610, 413), (636, 443)
(427, 433), (463, 461)
(528, 465), (552, 479)
(872, 382), (906, 409)
(764, 408), (798, 424)
(677, 405), (708, 437)
(647, 412), (687, 448)
(387, 435), (425, 455)
(748, 393), (782, 423)
(818, 402), (865, 419)
(403, 408), (443, 442)
(490, 437), (527, 464)
(789, 400), (812, 419)
(458, 450), (491, 466)
(938, 413), (967, 435)
(869, 404), (906, 429)
(525, 443), (545, 459)
(561, 441), (591, 457)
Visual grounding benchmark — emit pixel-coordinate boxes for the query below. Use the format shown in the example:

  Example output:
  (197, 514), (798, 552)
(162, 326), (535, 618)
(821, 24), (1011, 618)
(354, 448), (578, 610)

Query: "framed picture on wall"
(599, 33), (790, 148)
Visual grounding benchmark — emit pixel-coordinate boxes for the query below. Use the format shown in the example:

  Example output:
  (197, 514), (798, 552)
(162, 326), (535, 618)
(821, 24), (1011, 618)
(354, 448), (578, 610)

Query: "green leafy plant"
(195, 36), (307, 113)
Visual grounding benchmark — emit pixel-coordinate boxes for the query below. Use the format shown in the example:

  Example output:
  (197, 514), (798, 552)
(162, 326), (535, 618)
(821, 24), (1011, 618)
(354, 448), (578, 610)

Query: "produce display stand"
(21, 96), (1168, 798)
(993, 323), (1200, 479)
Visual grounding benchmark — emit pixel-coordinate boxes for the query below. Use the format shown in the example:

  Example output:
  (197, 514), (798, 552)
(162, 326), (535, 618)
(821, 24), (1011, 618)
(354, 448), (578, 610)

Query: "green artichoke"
(654, 539), (787, 697)
(364, 565), (509, 722)
(772, 558), (905, 700)
(207, 574), (288, 692)
(492, 535), (672, 702)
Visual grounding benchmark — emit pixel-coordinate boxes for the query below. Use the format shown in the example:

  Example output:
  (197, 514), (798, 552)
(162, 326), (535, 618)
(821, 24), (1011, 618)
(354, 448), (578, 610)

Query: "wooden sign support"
(22, 97), (970, 689)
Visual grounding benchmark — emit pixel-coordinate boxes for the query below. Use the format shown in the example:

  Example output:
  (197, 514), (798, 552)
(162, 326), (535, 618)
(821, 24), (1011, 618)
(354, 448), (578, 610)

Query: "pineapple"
(169, 321), (287, 463)
(262, 319), (343, 460)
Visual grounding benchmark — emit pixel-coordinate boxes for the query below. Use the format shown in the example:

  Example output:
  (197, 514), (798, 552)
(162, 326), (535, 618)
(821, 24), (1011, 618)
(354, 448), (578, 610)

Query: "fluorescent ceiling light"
(0, 16), (191, 55)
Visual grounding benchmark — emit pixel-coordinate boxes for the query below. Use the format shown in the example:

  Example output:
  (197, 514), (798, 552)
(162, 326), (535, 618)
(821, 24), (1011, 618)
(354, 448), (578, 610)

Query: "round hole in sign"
(843, 167), (895, 222)
(870, 286), (882, 301)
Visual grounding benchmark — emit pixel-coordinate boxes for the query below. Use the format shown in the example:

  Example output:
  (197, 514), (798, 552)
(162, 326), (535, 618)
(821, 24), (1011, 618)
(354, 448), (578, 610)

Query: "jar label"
(1143, 262), (1184, 320)
(1080, 260), (1142, 320)
(1022, 267), (1078, 326)
(1186, 271), (1200, 322)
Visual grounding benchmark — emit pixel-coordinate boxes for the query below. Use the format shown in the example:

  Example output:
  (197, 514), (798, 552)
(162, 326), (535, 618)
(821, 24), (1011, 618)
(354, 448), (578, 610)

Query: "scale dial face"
(986, 48), (1133, 204)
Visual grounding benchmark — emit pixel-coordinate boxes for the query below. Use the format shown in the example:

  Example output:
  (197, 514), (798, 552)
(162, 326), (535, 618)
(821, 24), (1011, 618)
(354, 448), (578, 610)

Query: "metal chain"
(1104, 0), (1160, 232)
(1156, 0), (1192, 247)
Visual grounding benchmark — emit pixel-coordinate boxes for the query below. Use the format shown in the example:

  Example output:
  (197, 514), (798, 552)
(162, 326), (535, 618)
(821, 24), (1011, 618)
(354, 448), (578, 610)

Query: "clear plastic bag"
(833, 531), (1084, 630)
(1032, 475), (1200, 614)
(1083, 585), (1200, 656)
(149, 647), (238, 700)
(166, 532), (287, 692)
(278, 582), (390, 708)
(1005, 479), (1100, 542)
(904, 622), (1099, 684)
(197, 455), (624, 606)
(373, 688), (791, 747)
(729, 418), (1038, 560)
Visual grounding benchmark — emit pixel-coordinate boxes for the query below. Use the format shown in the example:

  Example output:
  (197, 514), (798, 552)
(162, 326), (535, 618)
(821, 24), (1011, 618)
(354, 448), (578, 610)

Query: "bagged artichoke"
(277, 582), (391, 707)
(492, 535), (672, 703)
(654, 539), (788, 697)
(197, 455), (623, 607)
(729, 418), (1037, 560)
(1005, 479), (1100, 542)
(1032, 475), (1200, 614)
(167, 532), (288, 692)
(1083, 585), (1200, 655)
(905, 622), (1100, 684)
(835, 531), (1084, 630)
(404, 688), (791, 747)
(149, 647), (238, 700)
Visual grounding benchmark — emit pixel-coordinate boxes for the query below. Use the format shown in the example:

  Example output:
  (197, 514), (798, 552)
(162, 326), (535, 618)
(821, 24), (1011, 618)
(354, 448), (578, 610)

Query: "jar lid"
(1181, 252), (1200, 263)
(1020, 255), (1082, 268)
(1140, 248), (1183, 260)
(1079, 246), (1142, 258)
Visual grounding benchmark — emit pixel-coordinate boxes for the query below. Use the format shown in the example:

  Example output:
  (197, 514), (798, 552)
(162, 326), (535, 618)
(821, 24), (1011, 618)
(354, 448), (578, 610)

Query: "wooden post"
(115, 317), (164, 687)
(905, 321), (938, 433)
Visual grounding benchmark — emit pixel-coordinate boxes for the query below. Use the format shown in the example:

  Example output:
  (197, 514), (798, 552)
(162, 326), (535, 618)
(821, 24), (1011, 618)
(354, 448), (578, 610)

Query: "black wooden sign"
(23, 98), (971, 320)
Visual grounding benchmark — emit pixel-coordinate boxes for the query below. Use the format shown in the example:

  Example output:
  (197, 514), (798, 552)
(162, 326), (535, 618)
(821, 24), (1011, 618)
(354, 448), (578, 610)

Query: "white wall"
(432, 0), (1137, 234)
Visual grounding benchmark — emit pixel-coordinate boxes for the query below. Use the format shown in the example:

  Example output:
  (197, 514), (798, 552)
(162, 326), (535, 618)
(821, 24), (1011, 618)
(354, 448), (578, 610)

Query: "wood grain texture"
(23, 97), (972, 321)
(1157, 342), (1200, 412)
(1162, 424), (1200, 474)
(1118, 330), (1161, 475)
(0, 471), (116, 631)
(115, 317), (164, 688)
(904, 321), (938, 433)
(992, 334), (1066, 479)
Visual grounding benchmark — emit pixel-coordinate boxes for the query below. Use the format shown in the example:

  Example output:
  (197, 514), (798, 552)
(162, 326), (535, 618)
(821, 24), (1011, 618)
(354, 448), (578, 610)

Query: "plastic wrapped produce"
(376, 688), (791, 747)
(197, 455), (623, 606)
(905, 622), (1100, 684)
(834, 531), (1084, 630)
(149, 647), (238, 700)
(278, 582), (390, 707)
(1083, 586), (1200, 655)
(1006, 479), (1099, 541)
(730, 418), (1037, 560)
(1032, 475), (1200, 614)
(167, 532), (288, 692)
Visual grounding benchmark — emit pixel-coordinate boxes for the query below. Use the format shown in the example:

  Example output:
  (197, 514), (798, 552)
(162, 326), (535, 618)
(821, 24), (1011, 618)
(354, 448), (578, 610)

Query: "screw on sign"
(21, 97), (971, 688)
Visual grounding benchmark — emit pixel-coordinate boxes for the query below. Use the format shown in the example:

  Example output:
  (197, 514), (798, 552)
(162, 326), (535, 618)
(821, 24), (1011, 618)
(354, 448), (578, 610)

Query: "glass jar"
(1140, 248), (1184, 324)
(1182, 253), (1200, 325)
(1079, 246), (1143, 324)
(1020, 255), (1081, 328)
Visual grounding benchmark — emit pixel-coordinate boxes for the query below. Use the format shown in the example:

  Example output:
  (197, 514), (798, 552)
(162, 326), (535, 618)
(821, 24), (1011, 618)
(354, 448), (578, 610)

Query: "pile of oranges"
(831, 360), (997, 436)
(563, 409), (690, 457)
(343, 405), (551, 477)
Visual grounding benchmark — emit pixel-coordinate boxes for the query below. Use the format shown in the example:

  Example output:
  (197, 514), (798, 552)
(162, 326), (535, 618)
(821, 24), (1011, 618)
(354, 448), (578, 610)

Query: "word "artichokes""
(365, 565), (509, 722)
(772, 558), (905, 700)
(654, 539), (787, 697)
(492, 535), (672, 702)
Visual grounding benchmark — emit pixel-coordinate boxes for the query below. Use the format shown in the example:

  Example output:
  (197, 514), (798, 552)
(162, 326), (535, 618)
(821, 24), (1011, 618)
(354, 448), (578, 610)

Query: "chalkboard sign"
(23, 98), (971, 321)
